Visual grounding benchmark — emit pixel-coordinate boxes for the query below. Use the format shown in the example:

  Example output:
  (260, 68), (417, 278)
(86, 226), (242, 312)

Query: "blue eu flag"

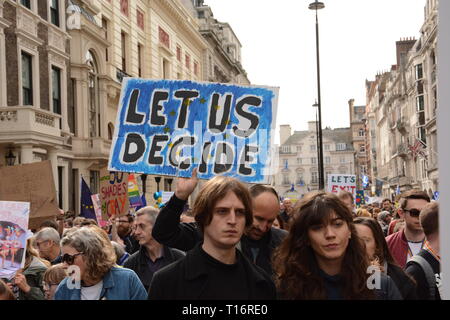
(135, 193), (148, 211)
(80, 177), (97, 221)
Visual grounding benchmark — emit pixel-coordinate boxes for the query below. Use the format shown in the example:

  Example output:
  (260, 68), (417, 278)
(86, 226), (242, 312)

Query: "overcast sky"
(204, 0), (426, 143)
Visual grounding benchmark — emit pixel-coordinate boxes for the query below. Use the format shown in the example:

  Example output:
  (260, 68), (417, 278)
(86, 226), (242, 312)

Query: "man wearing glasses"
(34, 227), (62, 265)
(385, 190), (430, 268)
(113, 214), (139, 254)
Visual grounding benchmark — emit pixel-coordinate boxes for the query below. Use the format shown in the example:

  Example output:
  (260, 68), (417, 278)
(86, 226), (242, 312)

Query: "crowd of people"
(0, 170), (442, 300)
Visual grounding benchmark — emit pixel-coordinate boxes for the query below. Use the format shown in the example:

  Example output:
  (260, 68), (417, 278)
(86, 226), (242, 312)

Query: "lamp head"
(308, 1), (325, 10)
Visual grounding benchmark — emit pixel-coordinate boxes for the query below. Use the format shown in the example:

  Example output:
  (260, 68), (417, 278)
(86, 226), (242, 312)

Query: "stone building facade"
(0, 0), (249, 213)
(348, 99), (368, 190)
(191, 0), (249, 85)
(0, 0), (72, 209)
(365, 0), (438, 199)
(275, 123), (354, 200)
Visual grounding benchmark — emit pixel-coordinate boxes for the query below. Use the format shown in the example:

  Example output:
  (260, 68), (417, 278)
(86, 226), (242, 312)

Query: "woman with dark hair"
(273, 191), (402, 300)
(354, 217), (417, 299)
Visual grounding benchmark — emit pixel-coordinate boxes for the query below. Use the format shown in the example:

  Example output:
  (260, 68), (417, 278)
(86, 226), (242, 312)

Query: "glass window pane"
(22, 52), (33, 105)
(52, 67), (61, 114)
(21, 0), (31, 9)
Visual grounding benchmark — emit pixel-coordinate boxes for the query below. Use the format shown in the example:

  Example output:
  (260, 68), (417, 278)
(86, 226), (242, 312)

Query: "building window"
(89, 170), (99, 194)
(296, 145), (302, 152)
(137, 9), (144, 30)
(359, 145), (366, 153)
(297, 158), (302, 165)
(69, 78), (76, 134)
(158, 27), (170, 49)
(421, 159), (428, 179)
(416, 95), (425, 112)
(311, 157), (317, 165)
(418, 127), (427, 145)
(194, 61), (199, 76)
(432, 86), (437, 114)
(176, 46), (181, 62)
(358, 128), (365, 137)
(21, 51), (33, 105)
(50, 0), (60, 27)
(296, 173), (304, 185)
(282, 174), (290, 185)
(360, 165), (367, 175)
(87, 51), (99, 139)
(102, 18), (108, 61)
(325, 157), (331, 164)
(283, 159), (289, 169)
(121, 31), (127, 72)
(310, 145), (316, 152)
(417, 80), (424, 95)
(120, 0), (129, 17)
(52, 66), (61, 115)
(281, 145), (290, 153)
(311, 172), (318, 184)
(336, 143), (346, 151)
(20, 0), (31, 9)
(415, 63), (423, 80)
(185, 54), (190, 70)
(324, 144), (330, 151)
(162, 58), (170, 79)
(209, 56), (212, 76)
(58, 166), (63, 208)
(340, 157), (346, 163)
(138, 44), (143, 77)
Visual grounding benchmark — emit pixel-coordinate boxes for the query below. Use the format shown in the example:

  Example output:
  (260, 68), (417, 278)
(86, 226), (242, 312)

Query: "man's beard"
(117, 226), (130, 238)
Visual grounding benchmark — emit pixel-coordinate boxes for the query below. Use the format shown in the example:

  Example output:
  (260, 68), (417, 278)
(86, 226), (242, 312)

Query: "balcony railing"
(0, 106), (62, 143)
(279, 147), (296, 155)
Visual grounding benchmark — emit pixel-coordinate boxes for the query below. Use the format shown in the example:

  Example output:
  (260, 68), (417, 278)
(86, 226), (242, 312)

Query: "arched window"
(87, 50), (100, 140)
(108, 123), (114, 140)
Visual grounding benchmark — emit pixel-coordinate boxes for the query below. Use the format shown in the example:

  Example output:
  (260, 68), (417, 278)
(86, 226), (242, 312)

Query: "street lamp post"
(154, 176), (161, 192)
(140, 174), (147, 195)
(309, 0), (325, 190)
(313, 102), (321, 189)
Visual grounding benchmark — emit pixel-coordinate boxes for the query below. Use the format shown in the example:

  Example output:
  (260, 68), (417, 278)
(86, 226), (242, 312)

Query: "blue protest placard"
(108, 79), (279, 183)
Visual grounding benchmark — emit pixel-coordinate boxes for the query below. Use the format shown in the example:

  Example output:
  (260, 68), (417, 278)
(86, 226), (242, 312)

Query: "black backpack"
(406, 255), (436, 300)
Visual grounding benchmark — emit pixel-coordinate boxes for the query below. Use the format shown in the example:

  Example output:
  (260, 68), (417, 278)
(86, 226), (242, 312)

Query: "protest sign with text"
(108, 79), (279, 183)
(327, 174), (357, 199)
(99, 170), (130, 219)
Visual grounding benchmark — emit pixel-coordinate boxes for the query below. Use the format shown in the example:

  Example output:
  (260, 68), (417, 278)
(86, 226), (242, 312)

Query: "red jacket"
(386, 230), (408, 269)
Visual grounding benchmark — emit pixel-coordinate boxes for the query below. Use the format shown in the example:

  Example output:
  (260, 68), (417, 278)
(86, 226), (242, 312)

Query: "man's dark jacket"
(123, 245), (185, 291)
(152, 195), (288, 276)
(147, 244), (276, 300)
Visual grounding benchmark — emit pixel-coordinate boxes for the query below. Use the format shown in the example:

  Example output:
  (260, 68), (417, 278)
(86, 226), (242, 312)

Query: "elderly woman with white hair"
(54, 227), (147, 300)
(377, 211), (392, 236)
